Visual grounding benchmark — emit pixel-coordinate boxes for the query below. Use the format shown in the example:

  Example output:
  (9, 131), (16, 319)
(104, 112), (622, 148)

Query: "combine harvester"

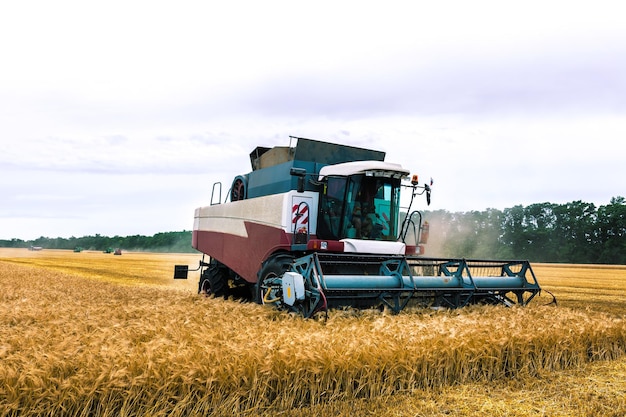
(175, 137), (544, 317)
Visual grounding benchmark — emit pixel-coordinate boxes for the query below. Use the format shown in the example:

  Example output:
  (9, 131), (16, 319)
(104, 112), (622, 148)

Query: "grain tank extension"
(175, 137), (543, 317)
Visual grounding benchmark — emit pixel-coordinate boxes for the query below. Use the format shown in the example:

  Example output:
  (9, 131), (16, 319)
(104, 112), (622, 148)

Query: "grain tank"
(175, 137), (543, 317)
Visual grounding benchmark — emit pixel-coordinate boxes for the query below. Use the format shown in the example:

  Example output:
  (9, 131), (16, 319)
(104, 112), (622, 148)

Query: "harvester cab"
(304, 159), (427, 254)
(175, 137), (544, 318)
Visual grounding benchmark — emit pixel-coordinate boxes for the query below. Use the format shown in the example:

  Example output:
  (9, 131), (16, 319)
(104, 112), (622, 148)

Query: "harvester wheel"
(256, 253), (294, 305)
(231, 178), (246, 201)
(200, 260), (229, 298)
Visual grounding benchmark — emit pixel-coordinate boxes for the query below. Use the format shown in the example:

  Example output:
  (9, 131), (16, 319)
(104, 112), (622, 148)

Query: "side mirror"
(290, 167), (307, 193)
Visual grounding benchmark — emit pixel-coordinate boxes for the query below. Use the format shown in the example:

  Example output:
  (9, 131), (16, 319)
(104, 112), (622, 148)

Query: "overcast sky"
(1, 1), (625, 240)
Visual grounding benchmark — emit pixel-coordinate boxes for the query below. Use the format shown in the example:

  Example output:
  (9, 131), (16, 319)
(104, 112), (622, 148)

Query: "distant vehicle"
(29, 246), (43, 251)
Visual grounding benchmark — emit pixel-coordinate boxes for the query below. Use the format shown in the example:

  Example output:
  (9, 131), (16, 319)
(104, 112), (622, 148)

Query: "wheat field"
(1, 248), (625, 416)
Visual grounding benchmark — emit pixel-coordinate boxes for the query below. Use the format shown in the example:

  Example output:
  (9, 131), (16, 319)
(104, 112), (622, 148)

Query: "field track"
(1, 248), (625, 416)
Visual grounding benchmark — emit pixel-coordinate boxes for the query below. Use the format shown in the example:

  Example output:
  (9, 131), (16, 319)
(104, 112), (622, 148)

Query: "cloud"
(1, 0), (625, 240)
(234, 38), (626, 121)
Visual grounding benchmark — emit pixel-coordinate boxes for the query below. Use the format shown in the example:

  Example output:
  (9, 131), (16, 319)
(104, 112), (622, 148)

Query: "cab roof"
(318, 160), (410, 180)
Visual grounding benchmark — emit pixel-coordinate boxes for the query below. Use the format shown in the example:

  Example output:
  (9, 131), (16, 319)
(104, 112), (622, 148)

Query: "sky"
(1, 0), (625, 240)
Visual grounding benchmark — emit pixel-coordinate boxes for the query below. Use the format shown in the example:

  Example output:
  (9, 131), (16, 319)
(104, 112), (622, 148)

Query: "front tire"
(255, 253), (294, 305)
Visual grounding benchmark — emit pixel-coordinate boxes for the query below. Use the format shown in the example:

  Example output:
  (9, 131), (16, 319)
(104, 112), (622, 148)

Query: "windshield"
(318, 174), (401, 240)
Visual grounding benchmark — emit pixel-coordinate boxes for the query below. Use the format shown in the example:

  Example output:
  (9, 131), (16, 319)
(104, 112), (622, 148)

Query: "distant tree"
(551, 201), (597, 263)
(500, 205), (528, 258)
(0, 238), (26, 248)
(425, 208), (503, 259)
(425, 198), (624, 264)
(1, 231), (194, 253)
(517, 203), (555, 261)
(595, 196), (626, 264)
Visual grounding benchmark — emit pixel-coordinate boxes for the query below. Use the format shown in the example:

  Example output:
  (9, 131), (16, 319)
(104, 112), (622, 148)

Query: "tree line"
(0, 231), (195, 253)
(424, 196), (626, 264)
(1, 197), (624, 263)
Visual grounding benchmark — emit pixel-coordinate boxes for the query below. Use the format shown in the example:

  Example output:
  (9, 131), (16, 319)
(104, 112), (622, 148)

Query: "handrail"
(210, 182), (222, 206)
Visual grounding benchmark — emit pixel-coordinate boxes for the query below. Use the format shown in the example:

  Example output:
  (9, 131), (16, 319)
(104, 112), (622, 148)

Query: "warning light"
(411, 174), (419, 185)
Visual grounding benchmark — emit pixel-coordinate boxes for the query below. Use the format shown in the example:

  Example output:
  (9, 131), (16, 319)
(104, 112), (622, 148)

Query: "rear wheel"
(256, 253), (294, 305)
(199, 259), (229, 298)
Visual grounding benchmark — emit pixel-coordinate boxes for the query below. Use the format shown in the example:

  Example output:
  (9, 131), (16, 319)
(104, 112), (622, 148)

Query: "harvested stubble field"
(1, 248), (625, 417)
